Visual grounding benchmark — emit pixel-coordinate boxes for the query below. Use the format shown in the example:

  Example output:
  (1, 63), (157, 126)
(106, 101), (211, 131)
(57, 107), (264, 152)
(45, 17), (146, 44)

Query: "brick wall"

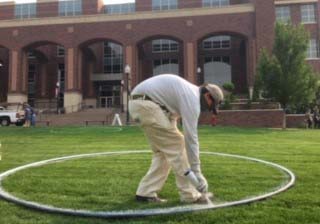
(83, 0), (104, 15)
(0, 48), (9, 102)
(0, 3), (14, 20)
(286, 114), (306, 128)
(253, 0), (275, 55)
(287, 3), (320, 73)
(199, 109), (285, 128)
(136, 0), (151, 12)
(37, 1), (58, 18)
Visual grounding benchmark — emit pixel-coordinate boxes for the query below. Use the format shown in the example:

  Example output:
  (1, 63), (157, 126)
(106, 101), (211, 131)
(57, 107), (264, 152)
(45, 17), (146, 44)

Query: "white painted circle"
(0, 151), (295, 218)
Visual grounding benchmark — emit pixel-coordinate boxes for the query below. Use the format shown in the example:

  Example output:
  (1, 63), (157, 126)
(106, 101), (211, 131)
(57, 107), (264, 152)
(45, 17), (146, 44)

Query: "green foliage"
(315, 80), (320, 105)
(221, 82), (236, 110)
(222, 82), (235, 93)
(257, 23), (318, 110)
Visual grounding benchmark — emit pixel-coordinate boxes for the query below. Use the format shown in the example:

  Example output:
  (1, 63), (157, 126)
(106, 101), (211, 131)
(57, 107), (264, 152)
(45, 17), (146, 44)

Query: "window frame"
(28, 51), (36, 59)
(202, 0), (230, 8)
(103, 42), (124, 74)
(276, 6), (291, 23)
(202, 36), (231, 50)
(152, 0), (178, 11)
(204, 56), (231, 65)
(57, 46), (65, 57)
(15, 3), (37, 19)
(306, 39), (319, 59)
(153, 58), (179, 76)
(152, 39), (179, 53)
(59, 0), (82, 17)
(301, 4), (316, 24)
(28, 64), (36, 99)
(105, 3), (135, 15)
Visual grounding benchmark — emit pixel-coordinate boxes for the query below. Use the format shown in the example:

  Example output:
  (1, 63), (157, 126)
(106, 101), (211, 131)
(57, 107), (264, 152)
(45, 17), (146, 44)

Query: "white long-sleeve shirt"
(131, 74), (201, 170)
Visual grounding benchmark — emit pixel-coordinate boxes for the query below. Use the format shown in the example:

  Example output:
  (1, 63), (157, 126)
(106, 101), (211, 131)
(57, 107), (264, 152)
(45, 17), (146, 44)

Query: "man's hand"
(190, 164), (209, 193)
(194, 172), (208, 193)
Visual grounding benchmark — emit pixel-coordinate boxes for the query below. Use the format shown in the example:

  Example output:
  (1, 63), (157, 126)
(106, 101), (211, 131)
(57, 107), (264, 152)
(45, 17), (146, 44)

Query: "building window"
(202, 0), (229, 8)
(103, 42), (123, 74)
(58, 63), (65, 92)
(59, 0), (82, 16)
(105, 3), (135, 14)
(153, 58), (178, 76)
(203, 36), (231, 50)
(307, 39), (319, 59)
(15, 3), (37, 19)
(58, 64), (65, 83)
(152, 0), (177, 11)
(28, 64), (36, 106)
(152, 39), (179, 53)
(276, 6), (291, 23)
(301, 4), (316, 23)
(57, 46), (65, 57)
(28, 51), (36, 59)
(205, 56), (230, 64)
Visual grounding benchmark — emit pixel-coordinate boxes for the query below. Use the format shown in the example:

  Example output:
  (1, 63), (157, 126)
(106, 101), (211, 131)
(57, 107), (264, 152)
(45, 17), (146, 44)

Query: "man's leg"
(143, 118), (201, 202)
(129, 100), (201, 202)
(136, 151), (170, 198)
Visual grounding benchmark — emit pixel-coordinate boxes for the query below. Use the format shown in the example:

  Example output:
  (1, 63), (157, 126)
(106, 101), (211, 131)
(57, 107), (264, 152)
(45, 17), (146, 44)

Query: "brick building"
(0, 0), (319, 113)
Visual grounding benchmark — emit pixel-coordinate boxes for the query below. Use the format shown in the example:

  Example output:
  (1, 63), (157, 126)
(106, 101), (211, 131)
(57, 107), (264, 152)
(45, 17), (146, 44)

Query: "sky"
(0, 0), (135, 4)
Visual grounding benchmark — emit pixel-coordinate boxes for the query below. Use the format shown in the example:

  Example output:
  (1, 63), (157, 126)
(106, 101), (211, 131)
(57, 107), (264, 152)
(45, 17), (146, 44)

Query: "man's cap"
(204, 84), (224, 106)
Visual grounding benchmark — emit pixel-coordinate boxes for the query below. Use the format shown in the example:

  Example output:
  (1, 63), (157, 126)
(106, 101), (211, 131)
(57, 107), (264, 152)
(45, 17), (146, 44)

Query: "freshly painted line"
(0, 151), (295, 218)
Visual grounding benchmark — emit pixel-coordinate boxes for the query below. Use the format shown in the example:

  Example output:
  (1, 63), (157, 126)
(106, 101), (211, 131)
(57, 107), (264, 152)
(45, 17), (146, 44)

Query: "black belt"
(131, 94), (169, 113)
(131, 94), (153, 101)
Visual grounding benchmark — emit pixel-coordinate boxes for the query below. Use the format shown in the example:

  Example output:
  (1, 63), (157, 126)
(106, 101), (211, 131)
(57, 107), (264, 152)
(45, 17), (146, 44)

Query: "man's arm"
(180, 102), (208, 192)
(179, 98), (200, 169)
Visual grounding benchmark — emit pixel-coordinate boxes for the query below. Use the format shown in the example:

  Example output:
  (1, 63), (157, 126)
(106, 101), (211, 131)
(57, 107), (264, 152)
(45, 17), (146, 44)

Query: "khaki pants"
(129, 99), (201, 202)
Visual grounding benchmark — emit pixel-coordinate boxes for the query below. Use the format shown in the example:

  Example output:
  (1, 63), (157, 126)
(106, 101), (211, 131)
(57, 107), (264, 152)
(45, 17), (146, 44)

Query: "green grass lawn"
(0, 126), (319, 224)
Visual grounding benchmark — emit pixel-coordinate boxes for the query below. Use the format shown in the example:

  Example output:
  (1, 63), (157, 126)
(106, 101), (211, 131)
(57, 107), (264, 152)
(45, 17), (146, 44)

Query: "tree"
(315, 80), (320, 105)
(221, 82), (235, 110)
(257, 23), (318, 127)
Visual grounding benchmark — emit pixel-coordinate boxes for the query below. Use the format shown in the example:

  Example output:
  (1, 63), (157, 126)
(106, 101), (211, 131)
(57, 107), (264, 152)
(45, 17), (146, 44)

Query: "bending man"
(129, 74), (223, 203)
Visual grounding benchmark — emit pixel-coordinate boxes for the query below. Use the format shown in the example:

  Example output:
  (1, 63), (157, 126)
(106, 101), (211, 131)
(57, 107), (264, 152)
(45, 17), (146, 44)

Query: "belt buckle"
(131, 94), (145, 100)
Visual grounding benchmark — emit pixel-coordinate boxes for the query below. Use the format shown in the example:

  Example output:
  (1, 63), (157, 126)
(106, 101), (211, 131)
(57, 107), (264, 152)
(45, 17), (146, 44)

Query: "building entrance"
(99, 96), (114, 108)
(95, 82), (121, 108)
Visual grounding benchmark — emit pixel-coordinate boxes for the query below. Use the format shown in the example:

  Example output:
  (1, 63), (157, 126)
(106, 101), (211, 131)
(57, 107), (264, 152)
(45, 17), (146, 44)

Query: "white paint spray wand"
(184, 170), (213, 204)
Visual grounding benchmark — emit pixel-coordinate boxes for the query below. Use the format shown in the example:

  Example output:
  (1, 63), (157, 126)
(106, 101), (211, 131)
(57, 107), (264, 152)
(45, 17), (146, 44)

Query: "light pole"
(0, 61), (4, 102)
(56, 70), (61, 114)
(197, 67), (202, 84)
(120, 80), (124, 112)
(124, 64), (131, 125)
(55, 81), (60, 114)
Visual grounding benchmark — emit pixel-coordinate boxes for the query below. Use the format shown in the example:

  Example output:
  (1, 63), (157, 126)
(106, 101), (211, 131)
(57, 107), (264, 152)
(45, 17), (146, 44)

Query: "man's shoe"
(136, 195), (168, 203)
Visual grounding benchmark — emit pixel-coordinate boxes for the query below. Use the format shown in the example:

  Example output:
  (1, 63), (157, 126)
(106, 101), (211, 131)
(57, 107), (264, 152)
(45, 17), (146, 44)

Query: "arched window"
(153, 58), (179, 76)
(202, 36), (231, 50)
(152, 39), (179, 53)
(103, 42), (123, 74)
